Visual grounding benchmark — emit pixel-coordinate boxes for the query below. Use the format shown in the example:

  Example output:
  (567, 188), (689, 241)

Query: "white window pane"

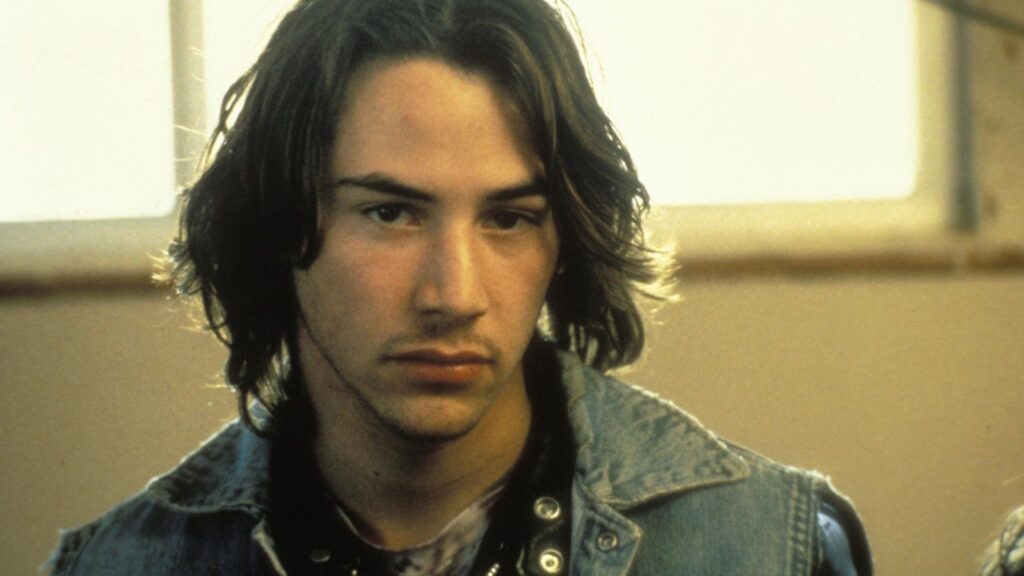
(0, 2), (176, 223)
(203, 0), (297, 132)
(203, 1), (916, 207)
(573, 0), (919, 205)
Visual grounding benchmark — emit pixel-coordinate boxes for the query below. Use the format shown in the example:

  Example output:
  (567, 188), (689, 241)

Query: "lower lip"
(391, 361), (489, 384)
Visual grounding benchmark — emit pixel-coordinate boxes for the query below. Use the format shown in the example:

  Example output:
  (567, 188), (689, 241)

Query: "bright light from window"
(573, 0), (919, 205)
(203, 0), (919, 207)
(0, 3), (175, 223)
(0, 1), (919, 224)
(203, 1), (296, 133)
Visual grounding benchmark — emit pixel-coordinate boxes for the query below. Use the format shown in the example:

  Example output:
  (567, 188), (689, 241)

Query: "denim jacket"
(47, 352), (871, 575)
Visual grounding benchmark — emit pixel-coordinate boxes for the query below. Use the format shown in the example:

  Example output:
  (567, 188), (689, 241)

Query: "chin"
(391, 427), (475, 445)
(387, 419), (481, 445)
(380, 402), (486, 445)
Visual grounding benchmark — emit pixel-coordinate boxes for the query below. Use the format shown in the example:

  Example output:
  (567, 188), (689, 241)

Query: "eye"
(487, 209), (543, 231)
(492, 212), (525, 230)
(363, 204), (417, 226)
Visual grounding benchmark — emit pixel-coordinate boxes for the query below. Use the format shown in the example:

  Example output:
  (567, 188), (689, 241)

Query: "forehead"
(330, 57), (543, 196)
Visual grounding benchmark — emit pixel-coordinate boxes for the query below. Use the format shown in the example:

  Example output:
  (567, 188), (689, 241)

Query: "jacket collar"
(557, 351), (750, 509)
(144, 350), (749, 515)
(145, 419), (271, 515)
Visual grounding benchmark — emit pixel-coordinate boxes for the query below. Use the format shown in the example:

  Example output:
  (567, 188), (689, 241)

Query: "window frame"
(0, 0), (995, 290)
(0, 1), (203, 284)
(645, 1), (975, 262)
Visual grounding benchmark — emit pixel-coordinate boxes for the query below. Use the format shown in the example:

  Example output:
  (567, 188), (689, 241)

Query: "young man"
(49, 0), (871, 574)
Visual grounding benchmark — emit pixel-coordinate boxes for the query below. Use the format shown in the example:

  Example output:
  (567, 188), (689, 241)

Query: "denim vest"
(46, 352), (870, 575)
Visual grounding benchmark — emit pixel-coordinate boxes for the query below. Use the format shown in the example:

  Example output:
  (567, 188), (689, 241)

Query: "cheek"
(314, 235), (412, 295)
(531, 226), (560, 298)
(503, 236), (559, 313)
(523, 259), (556, 299)
(297, 247), (408, 331)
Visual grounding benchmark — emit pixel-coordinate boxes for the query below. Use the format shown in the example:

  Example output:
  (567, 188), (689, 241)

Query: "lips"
(386, 348), (493, 384)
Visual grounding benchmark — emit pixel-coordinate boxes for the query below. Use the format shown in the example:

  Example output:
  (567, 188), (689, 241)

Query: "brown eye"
(372, 206), (403, 222)
(492, 212), (525, 230)
(487, 208), (544, 231)
(363, 204), (417, 226)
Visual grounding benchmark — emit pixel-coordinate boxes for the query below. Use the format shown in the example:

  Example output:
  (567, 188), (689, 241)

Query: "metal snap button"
(538, 549), (564, 574)
(596, 531), (619, 551)
(533, 496), (562, 521)
(309, 547), (331, 563)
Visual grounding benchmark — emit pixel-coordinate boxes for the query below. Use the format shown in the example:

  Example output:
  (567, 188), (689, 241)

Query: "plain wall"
(4, 1), (1024, 574)
(2, 274), (1022, 575)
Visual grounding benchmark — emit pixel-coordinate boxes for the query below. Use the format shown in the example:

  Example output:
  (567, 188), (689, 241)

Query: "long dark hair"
(168, 0), (669, 431)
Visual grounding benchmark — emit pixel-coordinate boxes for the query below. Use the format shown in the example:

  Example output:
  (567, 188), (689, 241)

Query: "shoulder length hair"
(168, 0), (669, 430)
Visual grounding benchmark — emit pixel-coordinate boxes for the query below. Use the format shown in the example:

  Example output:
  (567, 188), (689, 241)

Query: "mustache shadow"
(384, 316), (501, 359)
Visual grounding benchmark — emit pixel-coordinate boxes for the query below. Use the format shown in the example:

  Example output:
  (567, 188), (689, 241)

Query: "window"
(572, 1), (963, 254)
(0, 4), (176, 224)
(0, 1), (969, 279)
(577, 0), (919, 207)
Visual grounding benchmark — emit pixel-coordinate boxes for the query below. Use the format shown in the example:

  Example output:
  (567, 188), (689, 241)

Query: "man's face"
(294, 57), (559, 443)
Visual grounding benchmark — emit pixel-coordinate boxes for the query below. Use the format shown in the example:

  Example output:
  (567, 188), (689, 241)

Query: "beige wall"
(5, 2), (1024, 575)
(3, 275), (1022, 575)
(633, 274), (1024, 575)
(0, 295), (232, 574)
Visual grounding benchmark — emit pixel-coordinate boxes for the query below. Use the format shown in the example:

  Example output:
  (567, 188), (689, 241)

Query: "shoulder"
(561, 352), (821, 506)
(979, 505), (1024, 576)
(46, 491), (189, 575)
(47, 494), (263, 576)
(558, 350), (854, 501)
(557, 353), (872, 573)
(45, 421), (270, 575)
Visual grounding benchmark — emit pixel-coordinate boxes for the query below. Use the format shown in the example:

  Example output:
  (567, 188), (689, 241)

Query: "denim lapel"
(558, 351), (750, 509)
(144, 420), (271, 516)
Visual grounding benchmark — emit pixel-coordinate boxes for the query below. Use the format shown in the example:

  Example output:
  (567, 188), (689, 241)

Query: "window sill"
(3, 236), (1021, 299)
(674, 241), (1024, 281)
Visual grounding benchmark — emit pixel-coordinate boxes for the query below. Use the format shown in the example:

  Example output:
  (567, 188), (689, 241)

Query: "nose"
(413, 224), (488, 322)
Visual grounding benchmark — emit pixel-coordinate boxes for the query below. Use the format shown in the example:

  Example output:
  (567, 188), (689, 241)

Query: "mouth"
(386, 348), (493, 384)
(389, 348), (492, 364)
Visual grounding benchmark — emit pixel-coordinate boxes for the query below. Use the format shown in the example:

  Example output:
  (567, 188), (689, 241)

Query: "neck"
(308, 370), (532, 549)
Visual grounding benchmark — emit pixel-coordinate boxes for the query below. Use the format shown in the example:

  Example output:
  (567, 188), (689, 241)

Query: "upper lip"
(387, 348), (493, 364)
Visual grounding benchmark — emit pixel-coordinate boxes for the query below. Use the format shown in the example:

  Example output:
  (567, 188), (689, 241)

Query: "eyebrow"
(331, 173), (547, 203)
